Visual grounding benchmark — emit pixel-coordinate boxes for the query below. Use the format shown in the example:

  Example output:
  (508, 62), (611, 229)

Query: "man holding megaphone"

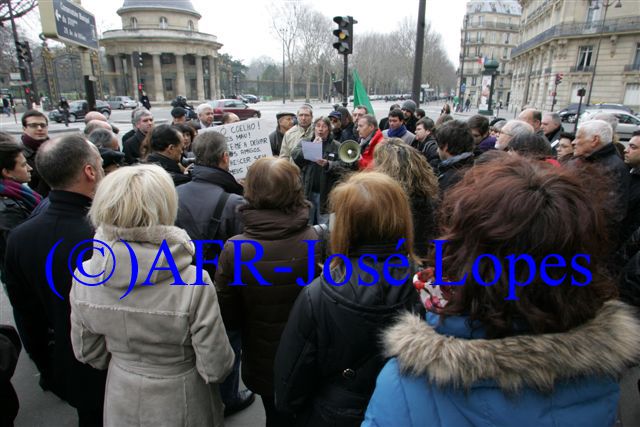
(355, 115), (384, 170)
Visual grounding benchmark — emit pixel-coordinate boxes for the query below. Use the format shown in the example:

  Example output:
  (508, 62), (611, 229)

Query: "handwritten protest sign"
(200, 119), (271, 179)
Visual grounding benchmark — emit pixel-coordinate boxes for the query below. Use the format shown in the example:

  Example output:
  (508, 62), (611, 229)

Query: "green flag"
(352, 69), (374, 119)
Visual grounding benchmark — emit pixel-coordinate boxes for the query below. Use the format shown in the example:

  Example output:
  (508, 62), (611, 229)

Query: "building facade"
(457, 0), (522, 108)
(100, 0), (222, 103)
(510, 0), (640, 112)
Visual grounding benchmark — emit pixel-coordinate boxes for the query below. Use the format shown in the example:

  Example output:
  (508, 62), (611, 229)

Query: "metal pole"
(458, 14), (469, 111)
(586, 2), (610, 106)
(342, 54), (348, 108)
(411, 0), (426, 106)
(7, 0), (32, 109)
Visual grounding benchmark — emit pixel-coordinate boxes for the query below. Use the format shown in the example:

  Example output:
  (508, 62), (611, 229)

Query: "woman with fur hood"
(70, 165), (234, 426)
(363, 156), (640, 427)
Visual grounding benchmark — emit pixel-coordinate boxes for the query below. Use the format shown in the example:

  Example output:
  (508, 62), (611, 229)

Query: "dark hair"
(559, 132), (575, 140)
(388, 109), (404, 122)
(632, 130), (640, 138)
(415, 108), (426, 119)
(244, 157), (307, 214)
(435, 120), (473, 155)
(21, 110), (48, 127)
(173, 123), (196, 141)
(88, 128), (115, 148)
(436, 156), (616, 338)
(0, 132), (22, 171)
(467, 114), (489, 134)
(150, 124), (182, 153)
(336, 107), (353, 125)
(192, 131), (227, 167)
(416, 117), (435, 132)
(36, 134), (98, 189)
(354, 105), (369, 113)
(509, 133), (552, 159)
(532, 110), (542, 123)
(474, 149), (509, 166)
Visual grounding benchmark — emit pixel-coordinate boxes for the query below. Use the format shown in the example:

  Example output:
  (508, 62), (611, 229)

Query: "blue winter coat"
(363, 301), (640, 427)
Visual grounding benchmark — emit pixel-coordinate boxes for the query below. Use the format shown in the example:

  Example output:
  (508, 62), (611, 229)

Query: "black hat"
(171, 107), (187, 118)
(276, 112), (296, 120)
(99, 148), (125, 168)
(328, 111), (342, 119)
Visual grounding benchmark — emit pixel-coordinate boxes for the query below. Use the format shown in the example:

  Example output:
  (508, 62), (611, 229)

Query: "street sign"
(39, 0), (98, 50)
(461, 83), (466, 93)
(9, 81), (32, 87)
(9, 73), (21, 80)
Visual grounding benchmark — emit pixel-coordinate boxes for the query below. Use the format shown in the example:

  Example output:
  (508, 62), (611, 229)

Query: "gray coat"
(382, 128), (416, 146)
(70, 225), (234, 427)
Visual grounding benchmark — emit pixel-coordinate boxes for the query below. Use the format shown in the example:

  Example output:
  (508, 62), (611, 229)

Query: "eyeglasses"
(26, 122), (48, 129)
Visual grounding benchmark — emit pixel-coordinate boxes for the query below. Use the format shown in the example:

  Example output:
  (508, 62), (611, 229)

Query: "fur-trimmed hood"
(383, 300), (640, 393)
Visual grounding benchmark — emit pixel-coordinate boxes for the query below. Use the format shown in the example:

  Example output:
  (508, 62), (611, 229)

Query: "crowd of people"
(0, 99), (640, 427)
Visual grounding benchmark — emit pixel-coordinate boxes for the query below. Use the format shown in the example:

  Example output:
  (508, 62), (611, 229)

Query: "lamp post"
(458, 14), (469, 112)
(585, 0), (622, 105)
(280, 28), (286, 104)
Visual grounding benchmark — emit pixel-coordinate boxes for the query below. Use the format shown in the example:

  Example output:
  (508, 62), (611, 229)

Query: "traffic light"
(15, 41), (32, 63)
(555, 73), (563, 85)
(133, 51), (143, 68)
(138, 83), (143, 91)
(333, 16), (354, 55)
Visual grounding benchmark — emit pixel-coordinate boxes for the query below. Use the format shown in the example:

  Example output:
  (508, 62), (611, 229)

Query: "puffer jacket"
(274, 244), (422, 427)
(215, 205), (322, 396)
(363, 300), (640, 427)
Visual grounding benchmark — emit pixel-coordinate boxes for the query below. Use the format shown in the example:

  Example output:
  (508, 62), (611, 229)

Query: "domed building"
(101, 0), (222, 103)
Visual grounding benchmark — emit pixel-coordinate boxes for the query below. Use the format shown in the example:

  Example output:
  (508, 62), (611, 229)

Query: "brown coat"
(215, 205), (321, 396)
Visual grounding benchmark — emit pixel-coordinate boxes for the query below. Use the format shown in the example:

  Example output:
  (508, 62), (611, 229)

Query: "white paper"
(302, 140), (323, 162)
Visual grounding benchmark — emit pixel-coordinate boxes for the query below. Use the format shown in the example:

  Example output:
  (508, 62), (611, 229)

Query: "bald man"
(84, 111), (107, 123)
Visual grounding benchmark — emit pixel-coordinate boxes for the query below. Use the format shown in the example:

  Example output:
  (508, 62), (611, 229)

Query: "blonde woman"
(374, 138), (439, 257)
(274, 172), (421, 427)
(70, 164), (234, 426)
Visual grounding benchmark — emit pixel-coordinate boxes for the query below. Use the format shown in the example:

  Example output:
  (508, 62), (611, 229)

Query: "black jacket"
(412, 134), (440, 171)
(274, 245), (421, 426)
(0, 197), (31, 282)
(22, 134), (50, 197)
(123, 129), (145, 165)
(269, 128), (285, 156)
(339, 123), (357, 143)
(145, 152), (191, 187)
(437, 152), (475, 194)
(4, 190), (107, 413)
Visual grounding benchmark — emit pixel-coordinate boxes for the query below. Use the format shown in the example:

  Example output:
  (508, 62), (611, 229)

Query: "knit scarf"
(387, 125), (408, 138)
(0, 178), (42, 211)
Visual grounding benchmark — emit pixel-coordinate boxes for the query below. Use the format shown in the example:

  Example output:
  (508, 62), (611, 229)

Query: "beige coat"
(70, 225), (234, 427)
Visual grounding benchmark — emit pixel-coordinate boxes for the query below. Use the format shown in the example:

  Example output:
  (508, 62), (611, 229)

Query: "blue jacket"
(363, 301), (640, 427)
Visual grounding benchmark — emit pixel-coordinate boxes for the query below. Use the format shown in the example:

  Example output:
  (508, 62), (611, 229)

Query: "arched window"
(188, 20), (194, 31)
(130, 17), (137, 29)
(159, 16), (168, 29)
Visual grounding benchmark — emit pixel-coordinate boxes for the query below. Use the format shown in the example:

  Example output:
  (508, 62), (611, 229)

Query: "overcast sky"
(31, 0), (468, 67)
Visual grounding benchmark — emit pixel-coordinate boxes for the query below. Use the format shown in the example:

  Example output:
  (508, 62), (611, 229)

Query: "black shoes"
(224, 389), (256, 417)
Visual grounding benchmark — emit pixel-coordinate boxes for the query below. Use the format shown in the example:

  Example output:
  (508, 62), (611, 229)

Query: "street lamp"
(585, 0), (622, 105)
(458, 14), (469, 112)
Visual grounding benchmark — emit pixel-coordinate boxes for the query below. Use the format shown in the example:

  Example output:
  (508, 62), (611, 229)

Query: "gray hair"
(492, 120), (507, 131)
(192, 131), (228, 168)
(130, 106), (148, 125)
(359, 114), (377, 128)
(505, 120), (535, 139)
(196, 103), (212, 115)
(543, 112), (561, 126)
(88, 128), (115, 148)
(132, 108), (152, 126)
(297, 105), (313, 116)
(579, 119), (613, 144)
(36, 135), (99, 190)
(592, 113), (618, 132)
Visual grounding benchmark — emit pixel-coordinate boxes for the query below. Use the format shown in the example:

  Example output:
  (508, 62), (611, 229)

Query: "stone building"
(100, 0), (222, 103)
(510, 0), (640, 112)
(457, 0), (522, 108)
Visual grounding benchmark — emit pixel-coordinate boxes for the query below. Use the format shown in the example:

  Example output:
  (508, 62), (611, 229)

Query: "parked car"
(241, 94), (260, 103)
(560, 103), (633, 123)
(107, 96), (138, 110)
(207, 99), (261, 123)
(578, 109), (640, 141)
(48, 100), (112, 123)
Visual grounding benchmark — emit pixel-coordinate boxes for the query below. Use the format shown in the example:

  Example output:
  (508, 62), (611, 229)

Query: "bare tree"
(298, 10), (330, 102)
(0, 0), (37, 26)
(271, 0), (307, 101)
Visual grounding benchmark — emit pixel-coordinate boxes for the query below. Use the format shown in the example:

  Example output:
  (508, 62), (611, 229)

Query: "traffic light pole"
(7, 0), (33, 109)
(342, 54), (348, 107)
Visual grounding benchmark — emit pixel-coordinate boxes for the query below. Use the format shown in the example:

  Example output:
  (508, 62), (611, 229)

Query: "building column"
(152, 53), (164, 102)
(130, 53), (138, 99)
(195, 54), (205, 101)
(214, 56), (221, 98)
(208, 55), (217, 100)
(175, 53), (186, 97)
(114, 55), (124, 95)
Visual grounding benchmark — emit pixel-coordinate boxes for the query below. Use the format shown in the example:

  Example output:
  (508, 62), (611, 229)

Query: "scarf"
(21, 134), (48, 153)
(0, 178), (42, 211)
(387, 125), (408, 138)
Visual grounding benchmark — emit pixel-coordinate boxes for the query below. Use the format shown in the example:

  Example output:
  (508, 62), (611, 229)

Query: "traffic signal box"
(333, 16), (353, 55)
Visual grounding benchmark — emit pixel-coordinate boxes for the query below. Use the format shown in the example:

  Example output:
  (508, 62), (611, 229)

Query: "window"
(503, 47), (509, 58)
(130, 17), (137, 29)
(478, 15), (484, 25)
(633, 43), (640, 69)
(586, 6), (601, 26)
(159, 16), (168, 29)
(576, 46), (593, 70)
(471, 76), (477, 86)
(188, 20), (194, 31)
(500, 78), (504, 87)
(505, 33), (510, 44)
(624, 83), (640, 106)
(164, 78), (173, 91)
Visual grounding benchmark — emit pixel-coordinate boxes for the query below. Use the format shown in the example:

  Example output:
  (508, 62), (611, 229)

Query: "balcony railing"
(569, 65), (594, 73)
(624, 64), (640, 72)
(511, 16), (640, 57)
(466, 21), (518, 31)
(101, 28), (218, 44)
